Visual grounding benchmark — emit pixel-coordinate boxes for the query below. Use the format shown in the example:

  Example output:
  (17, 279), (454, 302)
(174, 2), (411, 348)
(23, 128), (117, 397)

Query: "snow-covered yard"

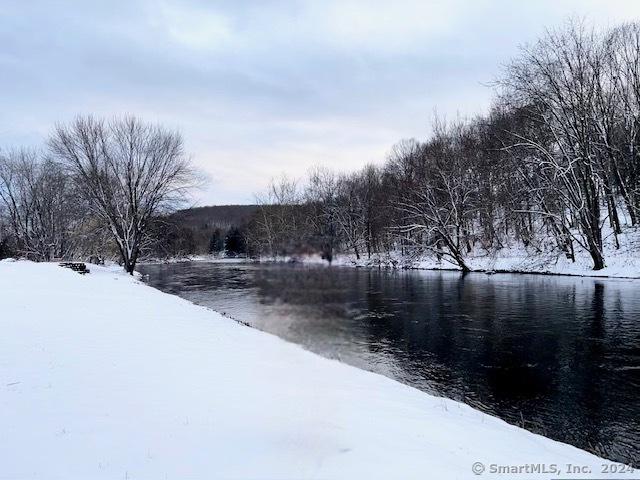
(0, 260), (636, 479)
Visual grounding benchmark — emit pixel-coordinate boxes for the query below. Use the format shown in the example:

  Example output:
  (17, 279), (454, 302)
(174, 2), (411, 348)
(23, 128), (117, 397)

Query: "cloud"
(1, 0), (640, 203)
(152, 1), (234, 51)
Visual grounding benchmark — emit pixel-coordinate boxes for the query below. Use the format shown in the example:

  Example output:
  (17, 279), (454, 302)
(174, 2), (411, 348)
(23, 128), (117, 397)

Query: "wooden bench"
(59, 262), (90, 275)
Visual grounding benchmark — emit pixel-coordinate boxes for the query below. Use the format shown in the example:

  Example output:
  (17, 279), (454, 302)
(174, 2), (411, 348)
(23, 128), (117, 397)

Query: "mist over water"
(139, 261), (640, 466)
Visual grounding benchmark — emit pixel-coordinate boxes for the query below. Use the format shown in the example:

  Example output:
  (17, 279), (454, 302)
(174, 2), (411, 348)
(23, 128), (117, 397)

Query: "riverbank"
(253, 239), (640, 279)
(1, 260), (636, 479)
(162, 233), (640, 279)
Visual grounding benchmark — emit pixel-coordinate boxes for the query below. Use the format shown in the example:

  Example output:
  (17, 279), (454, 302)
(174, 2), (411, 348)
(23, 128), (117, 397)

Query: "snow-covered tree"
(49, 115), (196, 274)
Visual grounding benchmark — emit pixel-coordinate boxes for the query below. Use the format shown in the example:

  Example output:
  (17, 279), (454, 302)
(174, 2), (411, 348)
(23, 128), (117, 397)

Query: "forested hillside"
(161, 205), (258, 256)
(244, 21), (640, 275)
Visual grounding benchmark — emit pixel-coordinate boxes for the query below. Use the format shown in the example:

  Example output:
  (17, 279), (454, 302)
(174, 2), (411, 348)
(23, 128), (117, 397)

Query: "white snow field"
(0, 260), (636, 480)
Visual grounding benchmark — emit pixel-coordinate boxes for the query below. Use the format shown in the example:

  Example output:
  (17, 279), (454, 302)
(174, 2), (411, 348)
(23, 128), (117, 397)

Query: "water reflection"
(138, 261), (640, 466)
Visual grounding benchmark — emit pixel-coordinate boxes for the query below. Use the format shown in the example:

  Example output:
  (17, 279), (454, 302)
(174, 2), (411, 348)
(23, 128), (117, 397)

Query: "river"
(138, 260), (640, 466)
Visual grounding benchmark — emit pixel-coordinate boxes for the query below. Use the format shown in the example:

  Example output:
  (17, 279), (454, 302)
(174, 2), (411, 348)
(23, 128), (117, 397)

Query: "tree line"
(247, 21), (640, 271)
(0, 116), (196, 273)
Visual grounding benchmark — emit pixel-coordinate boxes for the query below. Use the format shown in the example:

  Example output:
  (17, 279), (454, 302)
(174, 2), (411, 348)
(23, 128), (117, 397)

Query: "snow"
(255, 210), (640, 278)
(0, 260), (636, 479)
(273, 233), (640, 278)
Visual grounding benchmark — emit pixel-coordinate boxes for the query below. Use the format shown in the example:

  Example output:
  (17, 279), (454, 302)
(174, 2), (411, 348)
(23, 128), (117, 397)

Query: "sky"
(2, 1), (640, 205)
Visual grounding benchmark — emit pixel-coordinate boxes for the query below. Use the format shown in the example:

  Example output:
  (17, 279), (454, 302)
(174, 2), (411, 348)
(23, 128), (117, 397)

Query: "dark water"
(138, 261), (640, 466)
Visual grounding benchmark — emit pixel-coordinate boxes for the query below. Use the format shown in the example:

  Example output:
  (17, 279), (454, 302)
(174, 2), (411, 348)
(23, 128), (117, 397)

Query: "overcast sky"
(2, 1), (640, 205)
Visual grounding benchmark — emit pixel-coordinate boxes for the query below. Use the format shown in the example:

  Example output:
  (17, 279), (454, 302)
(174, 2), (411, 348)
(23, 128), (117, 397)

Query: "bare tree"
(0, 149), (80, 260)
(499, 21), (607, 269)
(247, 175), (302, 258)
(392, 121), (480, 271)
(305, 166), (338, 262)
(605, 23), (640, 224)
(49, 115), (196, 274)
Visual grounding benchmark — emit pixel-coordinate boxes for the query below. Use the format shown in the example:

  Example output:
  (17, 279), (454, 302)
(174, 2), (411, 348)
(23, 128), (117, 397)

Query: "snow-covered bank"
(0, 261), (636, 479)
(267, 242), (640, 279)
(249, 220), (640, 278)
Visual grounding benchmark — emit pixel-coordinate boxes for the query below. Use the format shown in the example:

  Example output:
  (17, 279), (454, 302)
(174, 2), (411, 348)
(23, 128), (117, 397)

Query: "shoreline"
(1, 259), (637, 479)
(143, 254), (640, 281)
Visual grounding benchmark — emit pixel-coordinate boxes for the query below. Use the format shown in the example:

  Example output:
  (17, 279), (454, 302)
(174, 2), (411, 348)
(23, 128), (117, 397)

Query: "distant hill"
(171, 205), (258, 230)
(146, 205), (259, 257)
